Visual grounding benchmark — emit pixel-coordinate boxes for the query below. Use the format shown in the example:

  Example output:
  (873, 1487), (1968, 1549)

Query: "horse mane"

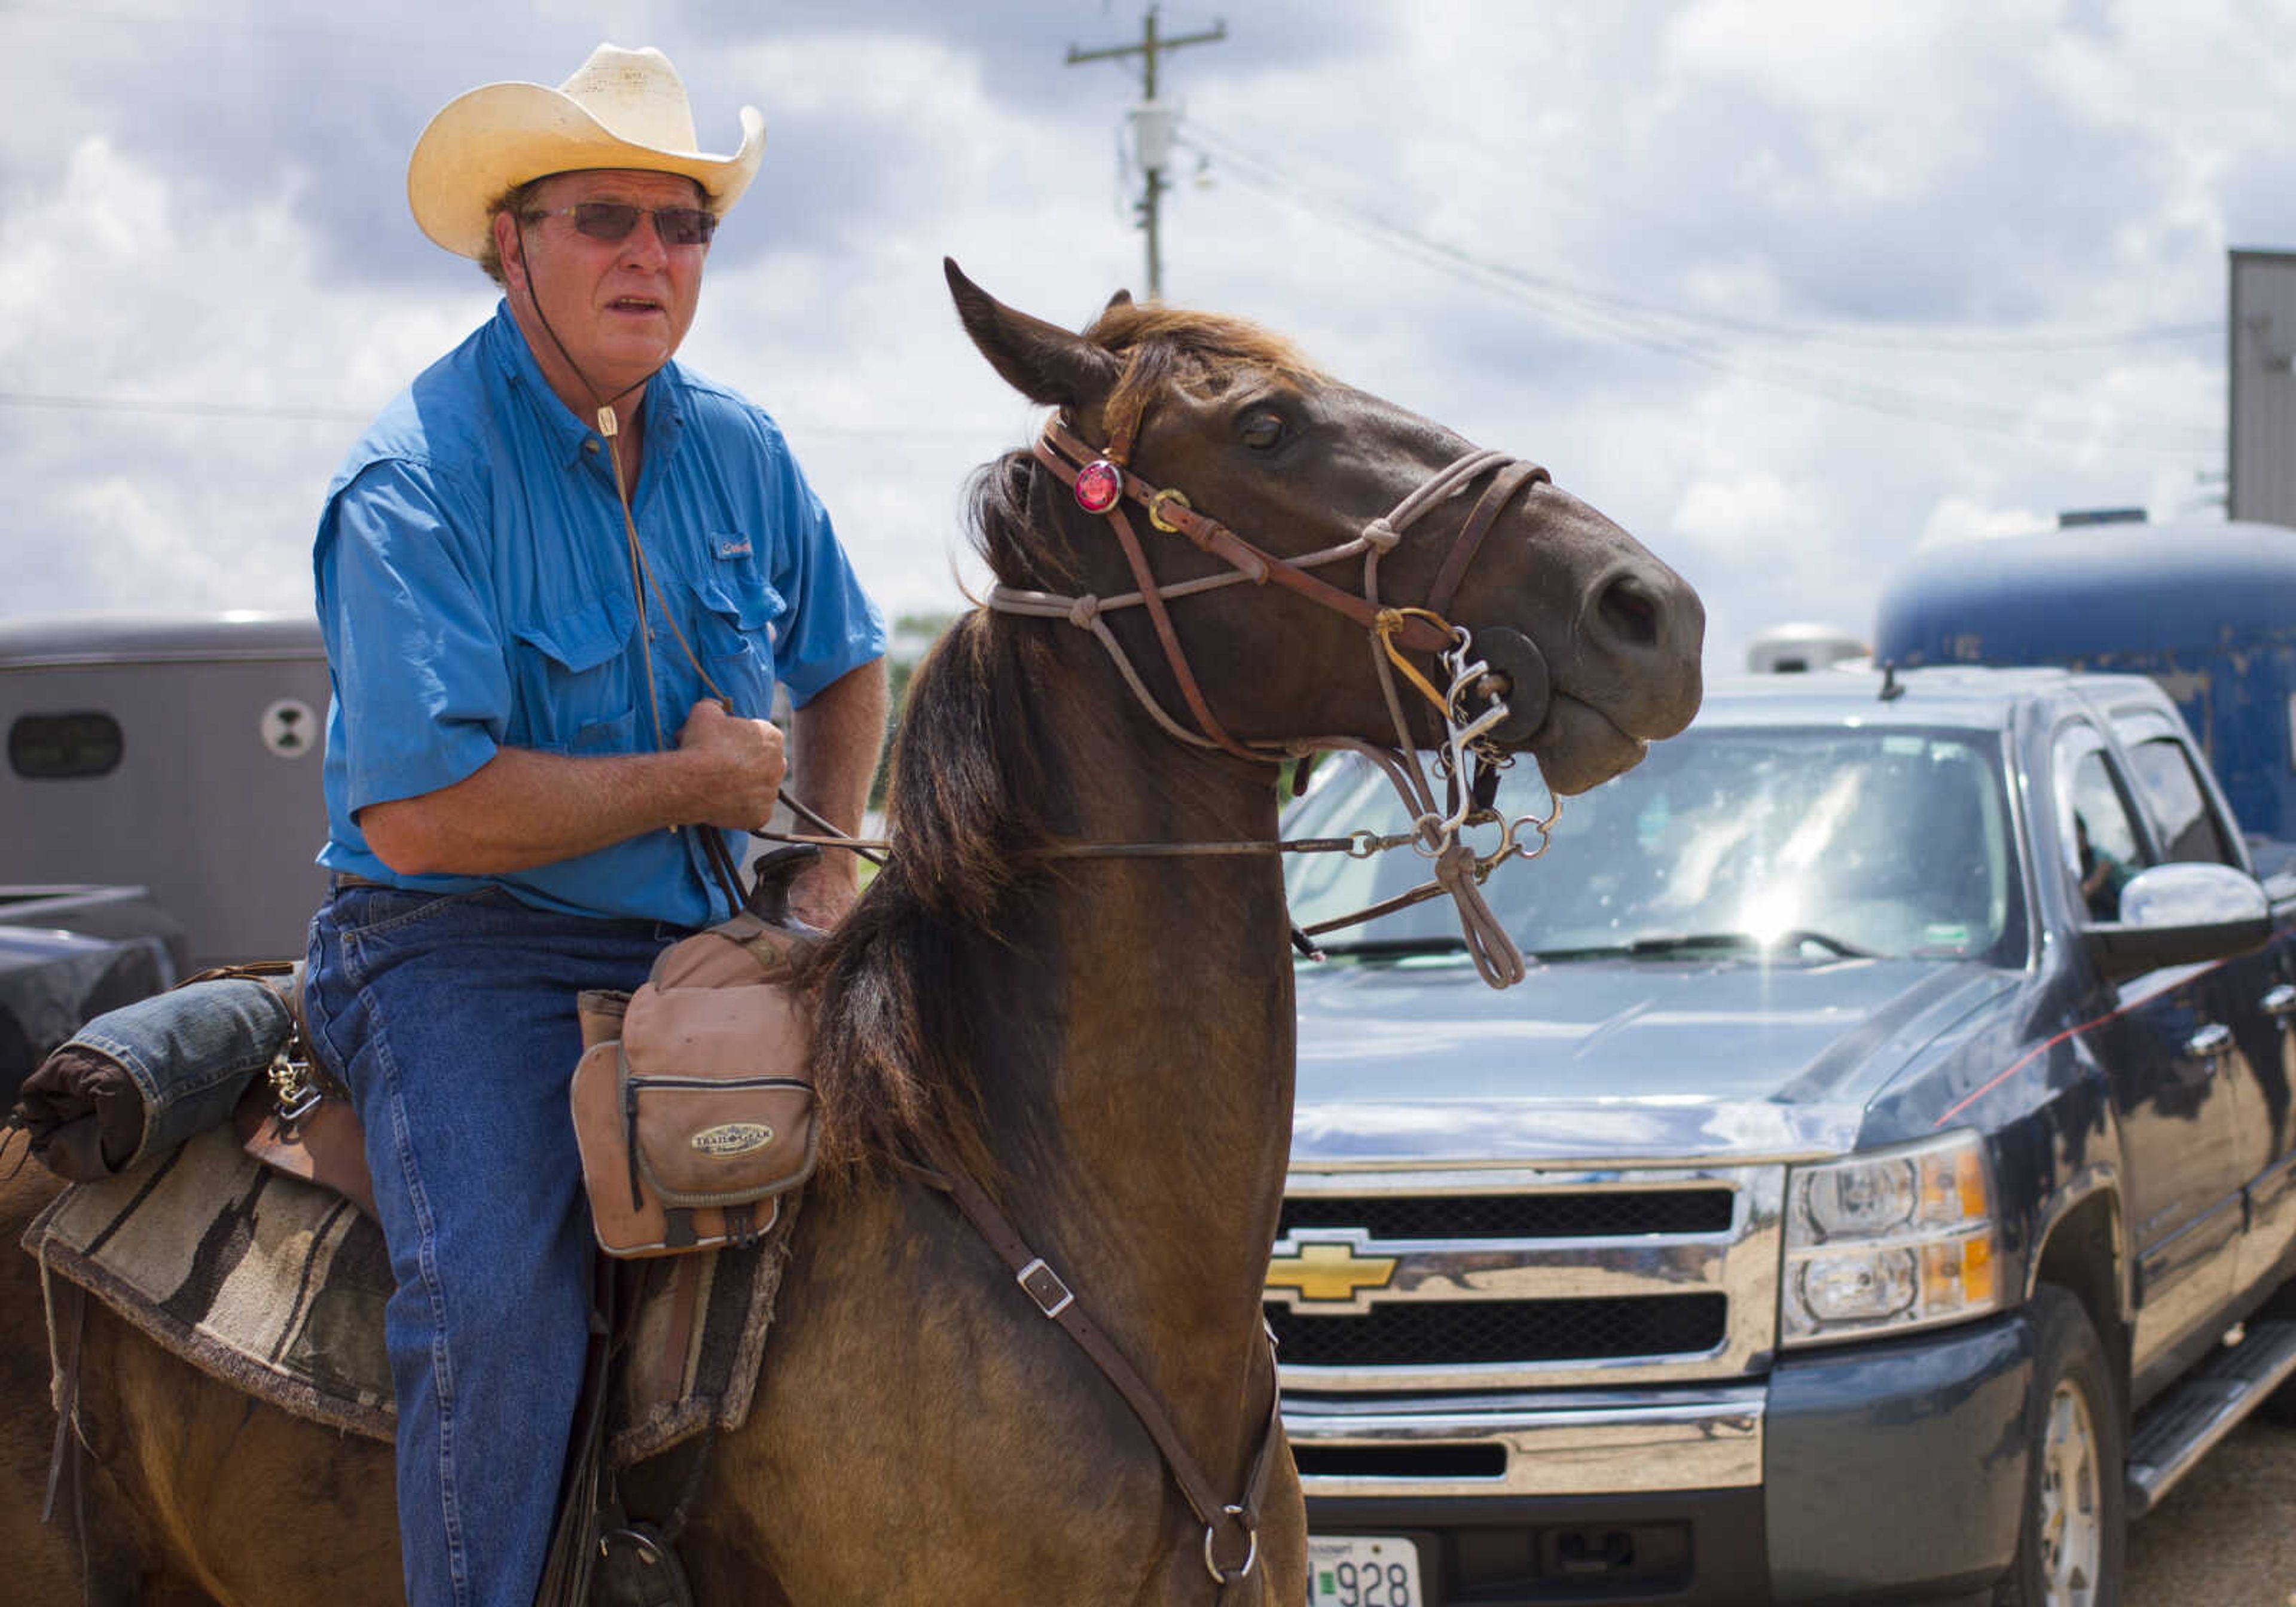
(1088, 300), (1322, 448)
(802, 301), (1317, 1190)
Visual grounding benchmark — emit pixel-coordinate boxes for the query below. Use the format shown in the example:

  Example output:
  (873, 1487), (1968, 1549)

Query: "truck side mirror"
(2084, 862), (2273, 980)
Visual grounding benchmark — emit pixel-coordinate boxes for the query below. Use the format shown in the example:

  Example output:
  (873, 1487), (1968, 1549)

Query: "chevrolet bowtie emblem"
(1265, 1230), (1399, 1307)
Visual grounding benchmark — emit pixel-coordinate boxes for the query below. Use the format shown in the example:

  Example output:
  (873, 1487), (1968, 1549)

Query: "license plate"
(1308, 1535), (1424, 1606)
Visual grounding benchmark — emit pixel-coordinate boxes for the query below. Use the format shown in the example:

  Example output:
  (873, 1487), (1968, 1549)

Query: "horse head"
(945, 260), (1703, 799)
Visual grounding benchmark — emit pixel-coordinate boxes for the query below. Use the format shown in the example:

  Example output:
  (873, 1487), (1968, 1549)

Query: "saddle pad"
(23, 1124), (796, 1467)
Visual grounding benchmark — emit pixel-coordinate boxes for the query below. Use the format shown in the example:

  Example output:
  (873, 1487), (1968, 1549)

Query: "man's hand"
(675, 700), (786, 830)
(784, 857), (862, 932)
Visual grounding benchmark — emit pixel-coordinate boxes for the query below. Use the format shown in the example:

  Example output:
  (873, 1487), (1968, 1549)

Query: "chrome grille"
(1269, 1292), (1729, 1367)
(1270, 1164), (1785, 1392)
(1279, 1189), (1735, 1240)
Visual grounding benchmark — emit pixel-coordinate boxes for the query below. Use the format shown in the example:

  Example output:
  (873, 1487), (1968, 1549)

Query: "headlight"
(1781, 1130), (2000, 1346)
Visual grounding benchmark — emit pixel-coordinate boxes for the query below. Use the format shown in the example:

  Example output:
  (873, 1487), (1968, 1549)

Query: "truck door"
(2115, 717), (2296, 1299)
(2054, 725), (2242, 1383)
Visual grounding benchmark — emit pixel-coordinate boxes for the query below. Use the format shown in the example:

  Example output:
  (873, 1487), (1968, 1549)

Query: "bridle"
(989, 405), (1561, 989)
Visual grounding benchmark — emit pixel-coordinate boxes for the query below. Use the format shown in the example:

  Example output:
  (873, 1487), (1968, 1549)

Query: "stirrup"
(593, 1520), (696, 1607)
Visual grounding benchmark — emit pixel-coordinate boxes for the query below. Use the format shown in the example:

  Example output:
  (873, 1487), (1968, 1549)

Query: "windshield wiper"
(1633, 929), (1876, 959)
(1315, 928), (1881, 964)
(1537, 930), (1878, 962)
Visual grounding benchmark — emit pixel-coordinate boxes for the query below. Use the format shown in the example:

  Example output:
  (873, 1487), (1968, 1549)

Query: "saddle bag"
(570, 911), (820, 1257)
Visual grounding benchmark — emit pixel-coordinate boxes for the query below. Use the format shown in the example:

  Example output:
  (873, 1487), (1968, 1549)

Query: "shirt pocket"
(685, 563), (785, 719)
(510, 606), (637, 753)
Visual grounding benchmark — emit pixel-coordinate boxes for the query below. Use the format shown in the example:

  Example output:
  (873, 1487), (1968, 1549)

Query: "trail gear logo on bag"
(691, 1121), (775, 1156)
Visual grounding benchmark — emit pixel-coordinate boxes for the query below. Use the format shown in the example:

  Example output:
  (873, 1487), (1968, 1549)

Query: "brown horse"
(0, 263), (1702, 1604)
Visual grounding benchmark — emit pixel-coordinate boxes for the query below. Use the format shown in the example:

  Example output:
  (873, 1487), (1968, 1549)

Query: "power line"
(1185, 123), (2218, 356)
(0, 390), (368, 424)
(1181, 129), (2222, 456)
(0, 389), (1015, 444)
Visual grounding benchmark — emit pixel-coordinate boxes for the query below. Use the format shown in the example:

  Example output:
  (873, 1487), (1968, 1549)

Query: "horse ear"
(1102, 288), (1134, 317)
(945, 258), (1121, 411)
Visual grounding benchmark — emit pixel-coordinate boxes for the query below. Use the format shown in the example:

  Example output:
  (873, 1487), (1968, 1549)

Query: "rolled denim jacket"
(63, 976), (295, 1171)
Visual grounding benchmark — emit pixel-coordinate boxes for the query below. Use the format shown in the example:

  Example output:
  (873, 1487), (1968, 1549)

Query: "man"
(304, 44), (887, 1606)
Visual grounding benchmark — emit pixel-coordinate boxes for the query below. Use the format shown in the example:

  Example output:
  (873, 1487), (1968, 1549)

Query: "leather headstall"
(1011, 411), (1549, 765)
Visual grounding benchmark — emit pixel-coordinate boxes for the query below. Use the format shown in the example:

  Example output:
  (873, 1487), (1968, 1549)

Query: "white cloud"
(0, 0), (2276, 695)
(1670, 470), (1802, 547)
(1916, 496), (2056, 549)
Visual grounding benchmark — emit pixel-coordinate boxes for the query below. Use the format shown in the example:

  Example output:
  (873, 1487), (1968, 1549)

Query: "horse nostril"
(1595, 573), (1662, 650)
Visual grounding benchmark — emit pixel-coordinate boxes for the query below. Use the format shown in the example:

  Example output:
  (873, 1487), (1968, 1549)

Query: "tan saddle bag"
(569, 910), (820, 1257)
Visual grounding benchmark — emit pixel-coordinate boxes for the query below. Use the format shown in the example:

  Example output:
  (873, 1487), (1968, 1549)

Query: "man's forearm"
(355, 665), (880, 887)
(787, 658), (890, 881)
(359, 747), (718, 875)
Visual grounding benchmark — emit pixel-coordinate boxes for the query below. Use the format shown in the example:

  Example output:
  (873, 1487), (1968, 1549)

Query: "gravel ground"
(2125, 1414), (2296, 1606)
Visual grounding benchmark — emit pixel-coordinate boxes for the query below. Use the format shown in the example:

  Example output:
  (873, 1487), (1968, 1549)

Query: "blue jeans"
(304, 885), (673, 1607)
(66, 973), (293, 1171)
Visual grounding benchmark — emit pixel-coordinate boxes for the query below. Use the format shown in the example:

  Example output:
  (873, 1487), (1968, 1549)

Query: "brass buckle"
(268, 1051), (323, 1125)
(1147, 488), (1193, 533)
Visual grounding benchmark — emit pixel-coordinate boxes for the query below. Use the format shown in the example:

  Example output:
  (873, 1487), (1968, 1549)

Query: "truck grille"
(1269, 1165), (1785, 1391)
(1280, 1189), (1735, 1241)
(1269, 1293), (1729, 1367)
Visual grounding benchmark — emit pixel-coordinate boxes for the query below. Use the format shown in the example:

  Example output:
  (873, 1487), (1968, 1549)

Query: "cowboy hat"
(407, 44), (765, 259)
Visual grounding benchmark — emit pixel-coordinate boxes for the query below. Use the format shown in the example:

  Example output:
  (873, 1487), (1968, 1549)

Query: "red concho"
(1073, 459), (1123, 514)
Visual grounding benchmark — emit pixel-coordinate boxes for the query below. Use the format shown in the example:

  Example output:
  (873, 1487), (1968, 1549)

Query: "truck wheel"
(1995, 1285), (2125, 1607)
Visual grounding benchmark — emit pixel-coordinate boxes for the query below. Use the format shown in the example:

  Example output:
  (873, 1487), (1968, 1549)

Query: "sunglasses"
(529, 202), (718, 248)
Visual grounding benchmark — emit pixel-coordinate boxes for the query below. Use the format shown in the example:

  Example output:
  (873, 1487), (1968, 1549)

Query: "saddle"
(19, 853), (828, 1487)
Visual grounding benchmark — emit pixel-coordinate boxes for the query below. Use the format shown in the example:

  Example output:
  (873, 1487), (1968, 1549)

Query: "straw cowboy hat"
(407, 44), (765, 259)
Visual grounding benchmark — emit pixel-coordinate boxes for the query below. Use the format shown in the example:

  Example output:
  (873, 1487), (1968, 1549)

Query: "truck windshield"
(1286, 726), (2025, 964)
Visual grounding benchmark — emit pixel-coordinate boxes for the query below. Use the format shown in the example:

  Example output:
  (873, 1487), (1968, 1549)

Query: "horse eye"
(1237, 410), (1288, 451)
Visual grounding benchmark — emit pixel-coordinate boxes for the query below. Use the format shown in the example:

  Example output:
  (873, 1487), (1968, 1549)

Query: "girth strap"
(925, 1145), (1281, 1597)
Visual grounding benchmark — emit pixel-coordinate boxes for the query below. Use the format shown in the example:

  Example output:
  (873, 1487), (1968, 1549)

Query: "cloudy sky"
(6, 0), (2288, 673)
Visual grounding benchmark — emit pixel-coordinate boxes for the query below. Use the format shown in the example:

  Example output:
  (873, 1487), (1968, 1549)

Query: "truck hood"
(1289, 955), (2014, 1168)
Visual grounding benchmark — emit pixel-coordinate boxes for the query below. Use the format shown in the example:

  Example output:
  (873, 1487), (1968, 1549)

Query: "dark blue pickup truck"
(1273, 667), (2295, 1607)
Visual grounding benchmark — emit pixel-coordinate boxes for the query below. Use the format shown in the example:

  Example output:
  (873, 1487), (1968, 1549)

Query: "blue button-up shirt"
(313, 301), (886, 928)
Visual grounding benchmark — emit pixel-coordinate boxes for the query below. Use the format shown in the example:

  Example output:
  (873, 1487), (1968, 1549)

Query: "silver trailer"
(1, 614), (331, 968)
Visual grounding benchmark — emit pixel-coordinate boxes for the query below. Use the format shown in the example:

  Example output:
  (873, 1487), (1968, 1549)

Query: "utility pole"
(1066, 6), (1226, 300)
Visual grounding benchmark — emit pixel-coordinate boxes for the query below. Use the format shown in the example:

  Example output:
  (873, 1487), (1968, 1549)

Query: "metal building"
(2231, 249), (2296, 526)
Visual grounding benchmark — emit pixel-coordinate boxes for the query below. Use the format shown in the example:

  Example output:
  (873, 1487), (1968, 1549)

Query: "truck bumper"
(1287, 1312), (2034, 1605)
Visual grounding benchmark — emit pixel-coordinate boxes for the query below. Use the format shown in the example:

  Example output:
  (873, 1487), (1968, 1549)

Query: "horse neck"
(969, 624), (1296, 1452)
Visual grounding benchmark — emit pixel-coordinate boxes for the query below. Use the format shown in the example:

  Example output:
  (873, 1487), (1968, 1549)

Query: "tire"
(1994, 1284), (2126, 1607)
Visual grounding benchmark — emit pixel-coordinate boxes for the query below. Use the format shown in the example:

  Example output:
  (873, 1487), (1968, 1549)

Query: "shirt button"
(584, 439), (600, 454)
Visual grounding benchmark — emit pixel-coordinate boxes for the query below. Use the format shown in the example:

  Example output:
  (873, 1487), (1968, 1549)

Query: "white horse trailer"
(1, 615), (331, 969)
